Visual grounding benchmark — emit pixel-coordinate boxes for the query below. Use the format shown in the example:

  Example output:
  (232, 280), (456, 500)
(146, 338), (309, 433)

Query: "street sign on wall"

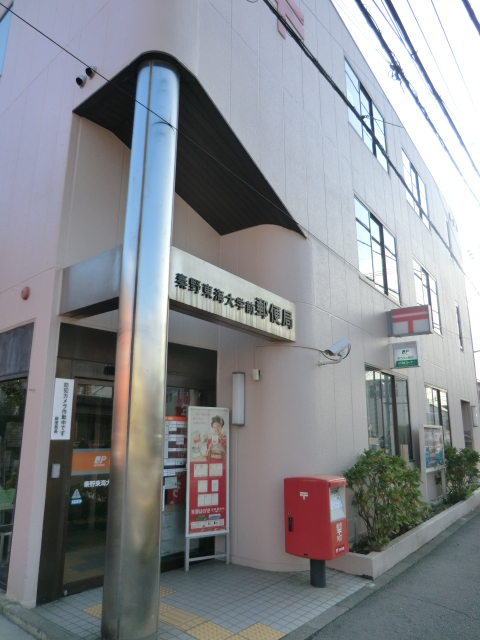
(169, 247), (295, 342)
(387, 305), (432, 337)
(391, 342), (420, 368)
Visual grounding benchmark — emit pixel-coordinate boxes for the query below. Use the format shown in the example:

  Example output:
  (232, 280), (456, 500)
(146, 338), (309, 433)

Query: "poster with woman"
(186, 407), (229, 537)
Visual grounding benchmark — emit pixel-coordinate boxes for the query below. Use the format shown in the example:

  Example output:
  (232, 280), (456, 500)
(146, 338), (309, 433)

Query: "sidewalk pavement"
(1, 504), (480, 640)
(0, 613), (35, 638)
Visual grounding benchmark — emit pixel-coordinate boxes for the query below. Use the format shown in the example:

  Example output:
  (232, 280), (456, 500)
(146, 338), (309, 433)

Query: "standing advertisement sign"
(185, 407), (229, 568)
(186, 407), (229, 535)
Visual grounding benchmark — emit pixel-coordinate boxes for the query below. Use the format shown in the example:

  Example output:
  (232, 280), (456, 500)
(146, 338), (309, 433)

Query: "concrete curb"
(283, 503), (480, 640)
(0, 594), (78, 640)
(327, 487), (480, 579)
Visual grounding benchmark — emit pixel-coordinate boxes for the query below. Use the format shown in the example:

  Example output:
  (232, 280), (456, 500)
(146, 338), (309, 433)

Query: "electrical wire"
(460, 0), (480, 38)
(429, 0), (480, 126)
(381, 0), (480, 184)
(1, 1), (479, 338)
(352, 0), (480, 210)
(333, 0), (390, 64)
(405, 0), (463, 126)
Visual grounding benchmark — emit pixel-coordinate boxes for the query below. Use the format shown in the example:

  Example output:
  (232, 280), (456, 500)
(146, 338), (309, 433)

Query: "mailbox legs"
(310, 559), (326, 588)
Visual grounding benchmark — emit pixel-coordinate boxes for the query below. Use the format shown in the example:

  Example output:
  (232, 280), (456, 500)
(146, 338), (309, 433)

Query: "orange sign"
(72, 451), (110, 474)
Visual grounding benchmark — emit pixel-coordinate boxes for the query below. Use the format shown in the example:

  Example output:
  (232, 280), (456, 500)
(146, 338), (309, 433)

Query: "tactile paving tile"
(159, 602), (206, 631)
(84, 603), (102, 619)
(238, 624), (285, 640)
(186, 621), (235, 640)
(83, 586), (176, 619)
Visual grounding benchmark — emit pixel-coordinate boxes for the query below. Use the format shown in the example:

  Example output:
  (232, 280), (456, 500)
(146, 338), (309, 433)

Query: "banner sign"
(71, 450), (110, 475)
(186, 407), (229, 537)
(169, 247), (295, 342)
(50, 378), (74, 440)
(387, 305), (432, 337)
(392, 341), (419, 368)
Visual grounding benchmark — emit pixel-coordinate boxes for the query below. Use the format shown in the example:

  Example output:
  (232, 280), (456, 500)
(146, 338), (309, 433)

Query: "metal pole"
(101, 60), (180, 640)
(310, 559), (326, 587)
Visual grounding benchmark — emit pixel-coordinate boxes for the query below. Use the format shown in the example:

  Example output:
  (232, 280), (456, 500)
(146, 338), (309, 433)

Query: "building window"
(0, 377), (26, 589)
(355, 198), (399, 301)
(425, 386), (451, 447)
(345, 60), (388, 172)
(455, 302), (463, 350)
(413, 258), (441, 334)
(365, 368), (413, 459)
(402, 151), (429, 228)
(0, 4), (12, 76)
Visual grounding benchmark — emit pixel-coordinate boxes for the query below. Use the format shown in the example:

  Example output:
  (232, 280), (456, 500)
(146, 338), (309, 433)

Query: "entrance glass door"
(63, 382), (113, 591)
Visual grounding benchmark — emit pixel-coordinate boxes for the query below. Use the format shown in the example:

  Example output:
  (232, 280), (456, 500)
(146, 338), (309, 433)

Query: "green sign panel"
(394, 347), (418, 368)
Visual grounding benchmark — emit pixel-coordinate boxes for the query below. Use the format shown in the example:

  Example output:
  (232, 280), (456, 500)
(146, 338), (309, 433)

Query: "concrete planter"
(327, 488), (480, 579)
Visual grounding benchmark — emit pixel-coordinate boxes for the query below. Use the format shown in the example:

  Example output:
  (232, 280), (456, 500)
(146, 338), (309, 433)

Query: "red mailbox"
(284, 475), (348, 586)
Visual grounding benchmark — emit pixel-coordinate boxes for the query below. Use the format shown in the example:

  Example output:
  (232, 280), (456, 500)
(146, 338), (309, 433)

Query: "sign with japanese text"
(50, 378), (74, 440)
(71, 450), (111, 475)
(186, 407), (229, 538)
(169, 247), (295, 342)
(387, 305), (432, 337)
(392, 341), (419, 368)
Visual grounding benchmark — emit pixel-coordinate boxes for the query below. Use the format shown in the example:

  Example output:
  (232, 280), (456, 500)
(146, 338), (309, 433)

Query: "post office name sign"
(169, 247), (295, 342)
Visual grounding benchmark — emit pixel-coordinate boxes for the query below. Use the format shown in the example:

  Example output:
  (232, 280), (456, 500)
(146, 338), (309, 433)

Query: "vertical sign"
(186, 407), (229, 537)
(50, 378), (74, 440)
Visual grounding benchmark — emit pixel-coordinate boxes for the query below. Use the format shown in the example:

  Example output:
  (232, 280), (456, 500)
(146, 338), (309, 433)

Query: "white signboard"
(387, 305), (432, 337)
(169, 247), (295, 342)
(186, 407), (229, 538)
(392, 342), (419, 369)
(50, 378), (74, 440)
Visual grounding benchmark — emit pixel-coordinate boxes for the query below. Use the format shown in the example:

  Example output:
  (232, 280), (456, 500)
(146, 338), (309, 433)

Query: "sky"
(332, 0), (480, 377)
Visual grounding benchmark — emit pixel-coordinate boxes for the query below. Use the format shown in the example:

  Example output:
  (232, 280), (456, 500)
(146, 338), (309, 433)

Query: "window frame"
(402, 150), (429, 228)
(345, 59), (388, 172)
(355, 197), (400, 302)
(413, 258), (441, 334)
(425, 385), (451, 448)
(365, 367), (413, 460)
(455, 302), (464, 350)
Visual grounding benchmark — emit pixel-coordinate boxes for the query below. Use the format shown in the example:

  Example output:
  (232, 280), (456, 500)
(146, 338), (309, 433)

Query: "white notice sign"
(50, 378), (74, 440)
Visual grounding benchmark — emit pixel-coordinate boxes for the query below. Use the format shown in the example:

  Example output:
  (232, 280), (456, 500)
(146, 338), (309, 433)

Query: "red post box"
(284, 475), (348, 587)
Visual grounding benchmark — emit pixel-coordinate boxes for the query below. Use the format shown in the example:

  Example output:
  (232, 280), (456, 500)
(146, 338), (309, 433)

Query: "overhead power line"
(460, 0), (480, 37)
(352, 0), (480, 209)
(382, 0), (480, 182)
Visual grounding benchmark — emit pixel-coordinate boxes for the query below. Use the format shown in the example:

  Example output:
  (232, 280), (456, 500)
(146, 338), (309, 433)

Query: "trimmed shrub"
(440, 446), (479, 504)
(344, 449), (428, 552)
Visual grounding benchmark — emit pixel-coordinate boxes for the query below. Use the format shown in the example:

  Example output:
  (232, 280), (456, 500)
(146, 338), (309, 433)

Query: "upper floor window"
(0, 4), (12, 76)
(402, 151), (429, 228)
(355, 198), (399, 302)
(413, 258), (441, 334)
(455, 302), (463, 350)
(345, 60), (388, 172)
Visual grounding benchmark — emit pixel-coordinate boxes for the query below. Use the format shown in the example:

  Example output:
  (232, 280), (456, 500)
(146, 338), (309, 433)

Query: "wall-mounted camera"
(75, 75), (87, 87)
(85, 66), (97, 78)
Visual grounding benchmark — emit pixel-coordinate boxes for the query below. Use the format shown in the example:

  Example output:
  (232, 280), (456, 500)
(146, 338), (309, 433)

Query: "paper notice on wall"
(50, 379), (74, 440)
(186, 407), (229, 537)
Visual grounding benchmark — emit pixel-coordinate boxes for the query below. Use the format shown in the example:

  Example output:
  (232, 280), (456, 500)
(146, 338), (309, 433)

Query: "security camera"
(76, 75), (87, 87)
(318, 338), (351, 366)
(323, 338), (351, 357)
(85, 66), (97, 78)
